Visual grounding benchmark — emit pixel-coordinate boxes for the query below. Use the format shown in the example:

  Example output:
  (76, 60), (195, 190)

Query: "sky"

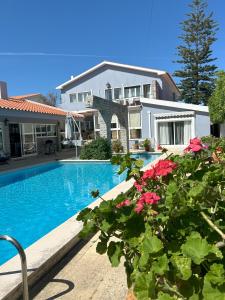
(0, 0), (225, 96)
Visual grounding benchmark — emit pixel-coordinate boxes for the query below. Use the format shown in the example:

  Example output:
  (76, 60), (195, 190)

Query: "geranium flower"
(184, 137), (207, 153)
(142, 168), (156, 180)
(134, 181), (143, 192)
(154, 160), (177, 177)
(134, 192), (161, 213)
(116, 199), (131, 208)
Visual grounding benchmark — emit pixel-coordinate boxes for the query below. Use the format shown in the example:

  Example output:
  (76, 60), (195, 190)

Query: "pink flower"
(142, 168), (156, 180)
(140, 192), (161, 205)
(184, 138), (206, 153)
(134, 181), (143, 192)
(190, 138), (202, 145)
(134, 202), (144, 213)
(154, 160), (177, 177)
(157, 145), (163, 150)
(116, 199), (131, 208)
(134, 192), (161, 213)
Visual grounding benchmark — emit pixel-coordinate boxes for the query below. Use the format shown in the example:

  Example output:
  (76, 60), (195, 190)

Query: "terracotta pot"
(126, 289), (136, 300)
(212, 152), (221, 162)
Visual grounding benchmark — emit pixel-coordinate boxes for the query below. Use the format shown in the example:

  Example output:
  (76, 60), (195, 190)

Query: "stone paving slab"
(32, 235), (127, 300)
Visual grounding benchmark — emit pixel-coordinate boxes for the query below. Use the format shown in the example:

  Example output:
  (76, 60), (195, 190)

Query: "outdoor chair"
(0, 151), (10, 164)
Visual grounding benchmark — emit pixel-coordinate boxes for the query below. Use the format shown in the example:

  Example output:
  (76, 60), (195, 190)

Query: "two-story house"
(56, 61), (210, 149)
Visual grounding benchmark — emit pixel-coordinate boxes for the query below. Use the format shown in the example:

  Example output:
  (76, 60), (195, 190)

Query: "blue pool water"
(0, 153), (159, 265)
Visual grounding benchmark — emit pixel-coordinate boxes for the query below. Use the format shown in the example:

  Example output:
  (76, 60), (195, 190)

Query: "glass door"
(9, 124), (22, 157)
(22, 123), (37, 155)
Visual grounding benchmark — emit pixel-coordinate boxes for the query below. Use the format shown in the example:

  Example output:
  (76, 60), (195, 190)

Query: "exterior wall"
(220, 123), (225, 137)
(58, 65), (179, 111)
(140, 103), (210, 147)
(0, 109), (65, 156)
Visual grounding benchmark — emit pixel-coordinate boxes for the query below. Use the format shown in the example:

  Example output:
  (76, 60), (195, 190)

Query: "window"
(22, 124), (37, 155)
(77, 91), (91, 102)
(105, 89), (112, 100)
(114, 88), (122, 100)
(36, 124), (56, 137)
(111, 114), (120, 140)
(69, 93), (77, 103)
(157, 121), (192, 145)
(129, 110), (142, 139)
(143, 84), (151, 98)
(0, 125), (4, 151)
(124, 86), (141, 98)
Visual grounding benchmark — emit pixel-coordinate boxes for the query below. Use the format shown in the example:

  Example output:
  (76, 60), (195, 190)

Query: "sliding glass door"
(158, 120), (192, 145)
(22, 124), (37, 155)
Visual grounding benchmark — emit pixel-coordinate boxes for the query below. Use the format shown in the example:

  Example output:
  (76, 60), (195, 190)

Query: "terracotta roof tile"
(10, 93), (41, 100)
(0, 98), (85, 118)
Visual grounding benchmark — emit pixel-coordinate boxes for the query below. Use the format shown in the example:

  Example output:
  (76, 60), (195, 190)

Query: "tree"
(208, 71), (225, 124)
(43, 92), (58, 106)
(174, 0), (218, 105)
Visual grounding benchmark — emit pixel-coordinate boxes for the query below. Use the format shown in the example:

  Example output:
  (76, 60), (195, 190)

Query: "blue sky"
(0, 0), (224, 96)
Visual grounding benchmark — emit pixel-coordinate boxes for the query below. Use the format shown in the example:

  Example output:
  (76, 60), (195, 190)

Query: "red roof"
(10, 93), (41, 100)
(0, 97), (84, 119)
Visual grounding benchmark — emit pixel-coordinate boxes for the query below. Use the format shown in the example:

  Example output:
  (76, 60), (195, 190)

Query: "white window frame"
(124, 85), (141, 98)
(69, 93), (77, 103)
(21, 123), (37, 156)
(113, 87), (122, 100)
(154, 113), (195, 146)
(35, 124), (57, 138)
(111, 114), (120, 140)
(128, 109), (142, 140)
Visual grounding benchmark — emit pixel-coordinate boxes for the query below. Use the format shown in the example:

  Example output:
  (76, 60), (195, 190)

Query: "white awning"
(154, 111), (195, 120)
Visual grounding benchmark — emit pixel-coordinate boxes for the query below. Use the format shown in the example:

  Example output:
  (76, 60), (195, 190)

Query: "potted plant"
(78, 138), (225, 299)
(112, 140), (124, 153)
(143, 138), (150, 152)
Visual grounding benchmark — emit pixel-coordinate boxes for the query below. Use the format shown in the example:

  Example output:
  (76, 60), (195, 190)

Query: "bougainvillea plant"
(77, 138), (225, 300)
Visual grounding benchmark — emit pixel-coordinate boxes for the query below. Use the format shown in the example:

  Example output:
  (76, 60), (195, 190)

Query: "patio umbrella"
(65, 116), (72, 140)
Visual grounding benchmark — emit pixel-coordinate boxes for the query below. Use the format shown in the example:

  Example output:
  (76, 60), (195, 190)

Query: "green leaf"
(171, 254), (192, 280)
(157, 292), (175, 300)
(152, 254), (169, 275)
(205, 263), (225, 286)
(134, 272), (155, 300)
(181, 232), (213, 264)
(134, 159), (144, 168)
(142, 235), (163, 254)
(76, 207), (92, 221)
(96, 240), (107, 254)
(98, 201), (112, 213)
(79, 221), (96, 238)
(203, 277), (225, 300)
(100, 220), (112, 232)
(107, 241), (123, 267)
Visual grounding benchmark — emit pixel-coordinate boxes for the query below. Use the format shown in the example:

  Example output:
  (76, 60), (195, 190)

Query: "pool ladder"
(0, 235), (29, 300)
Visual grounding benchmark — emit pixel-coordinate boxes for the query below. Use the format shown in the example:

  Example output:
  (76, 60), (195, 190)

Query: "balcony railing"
(113, 97), (142, 106)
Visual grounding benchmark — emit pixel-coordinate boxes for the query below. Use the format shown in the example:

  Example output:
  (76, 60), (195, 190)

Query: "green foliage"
(174, 0), (218, 105)
(77, 145), (225, 299)
(80, 138), (112, 160)
(112, 139), (124, 153)
(208, 71), (225, 123)
(143, 138), (151, 151)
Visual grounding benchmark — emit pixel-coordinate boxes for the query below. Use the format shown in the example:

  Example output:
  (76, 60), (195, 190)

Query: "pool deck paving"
(31, 234), (127, 300)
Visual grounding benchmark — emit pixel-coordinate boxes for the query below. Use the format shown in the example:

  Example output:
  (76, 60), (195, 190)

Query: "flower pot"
(126, 289), (136, 300)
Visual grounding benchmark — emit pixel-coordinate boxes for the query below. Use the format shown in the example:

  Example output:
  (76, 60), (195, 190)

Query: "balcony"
(113, 97), (141, 106)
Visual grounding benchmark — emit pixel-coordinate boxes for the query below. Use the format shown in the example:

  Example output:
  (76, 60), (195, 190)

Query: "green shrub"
(80, 138), (112, 160)
(78, 139), (225, 299)
(112, 140), (123, 153)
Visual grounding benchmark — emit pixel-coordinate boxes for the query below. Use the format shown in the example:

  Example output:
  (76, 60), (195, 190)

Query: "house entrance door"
(9, 124), (22, 157)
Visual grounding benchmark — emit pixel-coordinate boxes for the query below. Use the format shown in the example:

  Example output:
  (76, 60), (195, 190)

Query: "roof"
(0, 97), (84, 119)
(56, 61), (179, 92)
(10, 93), (41, 100)
(140, 98), (209, 113)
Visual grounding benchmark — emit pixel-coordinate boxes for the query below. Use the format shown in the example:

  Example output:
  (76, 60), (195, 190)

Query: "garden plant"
(77, 137), (225, 299)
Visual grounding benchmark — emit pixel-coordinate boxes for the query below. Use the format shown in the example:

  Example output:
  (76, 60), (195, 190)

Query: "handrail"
(0, 235), (29, 300)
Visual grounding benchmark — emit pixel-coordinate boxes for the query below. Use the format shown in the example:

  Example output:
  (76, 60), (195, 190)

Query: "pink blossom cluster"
(135, 192), (161, 213)
(184, 138), (207, 153)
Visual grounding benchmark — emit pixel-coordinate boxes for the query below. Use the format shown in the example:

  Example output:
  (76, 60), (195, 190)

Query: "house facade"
(0, 82), (83, 158)
(56, 61), (210, 149)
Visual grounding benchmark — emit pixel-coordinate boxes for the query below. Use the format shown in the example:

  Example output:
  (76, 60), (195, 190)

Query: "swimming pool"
(0, 153), (159, 265)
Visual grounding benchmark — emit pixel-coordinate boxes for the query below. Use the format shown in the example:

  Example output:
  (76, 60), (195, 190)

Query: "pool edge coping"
(0, 153), (165, 300)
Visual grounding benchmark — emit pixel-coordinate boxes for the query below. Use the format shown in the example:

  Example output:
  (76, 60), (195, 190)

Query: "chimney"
(0, 81), (8, 99)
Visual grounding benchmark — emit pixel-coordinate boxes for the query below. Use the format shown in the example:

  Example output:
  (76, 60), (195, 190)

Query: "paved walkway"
(0, 149), (78, 173)
(31, 235), (127, 300)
